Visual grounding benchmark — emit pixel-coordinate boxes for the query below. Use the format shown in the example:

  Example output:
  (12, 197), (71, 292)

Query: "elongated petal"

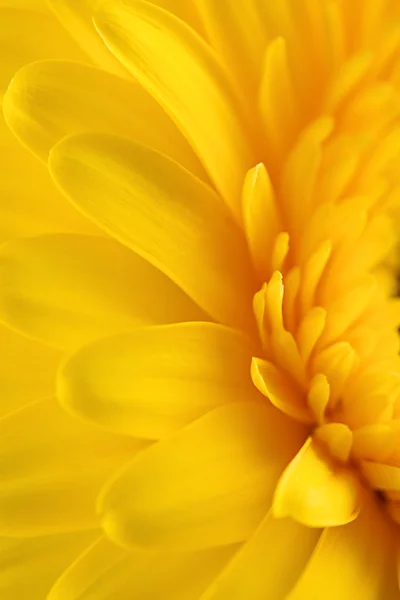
(0, 234), (204, 350)
(0, 7), (86, 92)
(196, 0), (266, 98)
(48, 0), (126, 76)
(94, 0), (254, 216)
(0, 531), (97, 600)
(98, 402), (305, 550)
(58, 323), (260, 439)
(0, 398), (146, 535)
(48, 536), (238, 600)
(201, 513), (320, 600)
(0, 323), (60, 418)
(287, 498), (398, 600)
(3, 60), (206, 180)
(49, 134), (256, 330)
(273, 438), (362, 527)
(0, 119), (99, 242)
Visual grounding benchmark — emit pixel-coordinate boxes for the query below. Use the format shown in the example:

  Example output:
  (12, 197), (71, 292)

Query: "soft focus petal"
(273, 438), (362, 527)
(3, 60), (206, 180)
(0, 119), (99, 242)
(0, 398), (145, 536)
(195, 0), (266, 100)
(48, 0), (126, 76)
(94, 0), (254, 216)
(0, 323), (60, 418)
(0, 234), (205, 350)
(48, 536), (238, 600)
(0, 7), (87, 92)
(200, 513), (320, 600)
(288, 497), (399, 599)
(49, 134), (256, 331)
(58, 322), (261, 438)
(0, 531), (97, 600)
(98, 402), (305, 550)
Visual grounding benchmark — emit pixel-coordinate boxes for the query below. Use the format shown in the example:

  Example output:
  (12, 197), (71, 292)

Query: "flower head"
(1, 1), (400, 599)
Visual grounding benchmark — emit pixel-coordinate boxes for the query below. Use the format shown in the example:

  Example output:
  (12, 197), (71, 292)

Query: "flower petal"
(200, 513), (320, 600)
(49, 134), (256, 331)
(48, 0), (126, 76)
(0, 7), (86, 92)
(287, 497), (398, 600)
(195, 0), (266, 99)
(0, 119), (99, 242)
(0, 234), (205, 350)
(0, 531), (97, 600)
(0, 323), (60, 418)
(58, 322), (260, 439)
(48, 536), (238, 600)
(0, 398), (146, 535)
(273, 437), (362, 527)
(94, 0), (254, 216)
(3, 60), (206, 180)
(98, 402), (305, 550)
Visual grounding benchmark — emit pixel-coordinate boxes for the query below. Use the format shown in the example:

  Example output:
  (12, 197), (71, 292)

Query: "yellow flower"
(1, 0), (400, 598)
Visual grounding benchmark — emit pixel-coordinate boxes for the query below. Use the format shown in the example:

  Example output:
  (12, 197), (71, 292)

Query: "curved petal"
(48, 535), (238, 600)
(0, 7), (87, 92)
(0, 530), (97, 600)
(273, 438), (362, 527)
(0, 323), (60, 418)
(49, 134), (256, 331)
(58, 322), (260, 438)
(287, 497), (398, 600)
(98, 402), (305, 551)
(0, 234), (205, 350)
(0, 398), (146, 536)
(48, 0), (126, 76)
(94, 0), (254, 216)
(3, 60), (206, 180)
(195, 0), (266, 101)
(200, 512), (320, 600)
(0, 118), (100, 242)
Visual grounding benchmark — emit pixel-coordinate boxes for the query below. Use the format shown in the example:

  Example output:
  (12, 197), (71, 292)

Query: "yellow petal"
(312, 341), (357, 406)
(320, 275), (376, 346)
(48, 0), (127, 76)
(273, 437), (362, 527)
(296, 307), (327, 366)
(0, 7), (87, 92)
(242, 163), (279, 281)
(0, 119), (99, 242)
(98, 402), (305, 550)
(360, 461), (400, 492)
(0, 323), (60, 418)
(314, 423), (353, 462)
(0, 531), (97, 600)
(287, 497), (398, 600)
(251, 357), (312, 423)
(48, 535), (238, 600)
(49, 134), (256, 331)
(307, 373), (330, 423)
(196, 0), (266, 101)
(201, 513), (320, 600)
(259, 37), (300, 166)
(59, 322), (260, 439)
(94, 0), (254, 216)
(3, 60), (206, 180)
(0, 398), (146, 535)
(282, 117), (333, 235)
(352, 424), (397, 462)
(0, 234), (205, 350)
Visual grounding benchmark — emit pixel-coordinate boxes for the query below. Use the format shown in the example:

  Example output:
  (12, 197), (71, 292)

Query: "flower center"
(244, 164), (400, 525)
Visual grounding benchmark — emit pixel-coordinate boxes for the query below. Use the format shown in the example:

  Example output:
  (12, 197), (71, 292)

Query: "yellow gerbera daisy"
(1, 0), (400, 598)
